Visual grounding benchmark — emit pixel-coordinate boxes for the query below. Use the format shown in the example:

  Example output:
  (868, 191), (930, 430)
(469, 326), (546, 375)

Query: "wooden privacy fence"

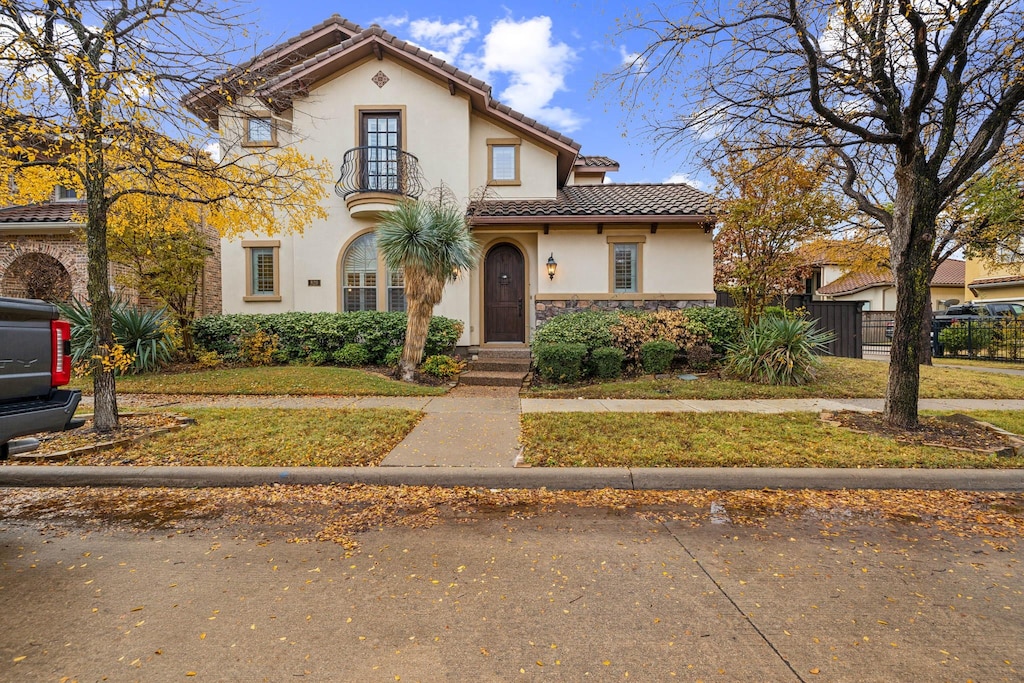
(715, 292), (864, 359)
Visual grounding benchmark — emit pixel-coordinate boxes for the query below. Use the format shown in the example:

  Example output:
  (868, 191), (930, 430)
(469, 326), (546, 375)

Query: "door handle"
(518, 298), (523, 317)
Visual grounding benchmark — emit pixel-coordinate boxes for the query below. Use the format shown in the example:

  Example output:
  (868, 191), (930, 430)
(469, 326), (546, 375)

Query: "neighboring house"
(964, 257), (1024, 302)
(187, 16), (716, 348)
(0, 188), (222, 314)
(813, 258), (966, 312)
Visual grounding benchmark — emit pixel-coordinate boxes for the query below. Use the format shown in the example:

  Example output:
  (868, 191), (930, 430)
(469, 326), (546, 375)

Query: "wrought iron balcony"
(334, 146), (425, 200)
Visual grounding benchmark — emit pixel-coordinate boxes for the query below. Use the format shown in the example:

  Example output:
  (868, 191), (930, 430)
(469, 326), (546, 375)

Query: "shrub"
(685, 343), (714, 372)
(384, 347), (403, 367)
(332, 343), (370, 367)
(420, 354), (466, 379)
(237, 327), (278, 366)
(590, 346), (625, 380)
(640, 340), (677, 374)
(195, 350), (223, 369)
(938, 321), (994, 354)
(725, 317), (835, 385)
(59, 298), (174, 375)
(610, 310), (709, 371)
(683, 307), (743, 355)
(192, 312), (463, 365)
(534, 343), (588, 383)
(532, 311), (617, 354)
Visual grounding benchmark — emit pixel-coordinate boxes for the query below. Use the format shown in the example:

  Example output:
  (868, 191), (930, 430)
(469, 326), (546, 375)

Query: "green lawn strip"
(69, 407), (421, 467)
(71, 366), (447, 397)
(932, 358), (1024, 371)
(520, 412), (1024, 468)
(528, 357), (1024, 400)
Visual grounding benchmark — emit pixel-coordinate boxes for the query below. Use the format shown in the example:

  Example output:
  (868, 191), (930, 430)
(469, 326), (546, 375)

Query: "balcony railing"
(334, 146), (425, 200)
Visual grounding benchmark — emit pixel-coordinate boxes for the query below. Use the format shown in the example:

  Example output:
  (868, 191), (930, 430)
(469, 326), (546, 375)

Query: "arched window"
(343, 233), (378, 311)
(342, 232), (406, 312)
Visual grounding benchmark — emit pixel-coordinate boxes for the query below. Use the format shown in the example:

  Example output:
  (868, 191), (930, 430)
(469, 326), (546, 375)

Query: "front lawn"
(66, 407), (421, 467)
(520, 412), (1024, 468)
(72, 366), (447, 397)
(528, 357), (1024, 400)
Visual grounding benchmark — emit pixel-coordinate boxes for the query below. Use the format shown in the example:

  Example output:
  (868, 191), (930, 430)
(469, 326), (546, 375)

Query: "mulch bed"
(4, 412), (191, 464)
(825, 410), (1022, 455)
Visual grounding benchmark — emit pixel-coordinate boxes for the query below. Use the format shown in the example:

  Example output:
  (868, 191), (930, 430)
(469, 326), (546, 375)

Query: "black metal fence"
(861, 315), (1024, 363)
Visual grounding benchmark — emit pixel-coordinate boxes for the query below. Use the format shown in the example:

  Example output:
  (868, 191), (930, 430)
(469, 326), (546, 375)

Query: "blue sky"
(247, 1), (709, 189)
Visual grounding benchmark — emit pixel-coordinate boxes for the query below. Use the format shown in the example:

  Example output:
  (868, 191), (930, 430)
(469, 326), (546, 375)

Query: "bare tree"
(610, 0), (1024, 427)
(0, 2), (329, 431)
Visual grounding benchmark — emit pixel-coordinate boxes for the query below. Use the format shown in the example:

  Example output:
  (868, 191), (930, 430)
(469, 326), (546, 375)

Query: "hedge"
(193, 311), (463, 365)
(534, 343), (588, 383)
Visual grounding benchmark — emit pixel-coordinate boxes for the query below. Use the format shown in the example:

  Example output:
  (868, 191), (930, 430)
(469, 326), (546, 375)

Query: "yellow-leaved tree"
(0, 2), (330, 432)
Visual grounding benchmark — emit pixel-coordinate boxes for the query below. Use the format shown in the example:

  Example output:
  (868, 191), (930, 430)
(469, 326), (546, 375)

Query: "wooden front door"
(484, 244), (525, 342)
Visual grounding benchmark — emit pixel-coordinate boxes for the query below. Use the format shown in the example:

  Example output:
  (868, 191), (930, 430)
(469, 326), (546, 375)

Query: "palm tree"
(377, 191), (480, 382)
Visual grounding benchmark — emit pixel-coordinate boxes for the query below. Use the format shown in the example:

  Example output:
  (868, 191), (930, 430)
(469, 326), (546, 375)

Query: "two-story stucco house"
(187, 16), (716, 349)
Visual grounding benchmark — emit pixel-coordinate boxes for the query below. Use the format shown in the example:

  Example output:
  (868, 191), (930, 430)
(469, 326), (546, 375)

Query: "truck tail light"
(51, 320), (72, 387)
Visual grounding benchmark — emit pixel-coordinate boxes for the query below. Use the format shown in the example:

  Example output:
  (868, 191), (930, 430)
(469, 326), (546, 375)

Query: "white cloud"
(663, 172), (708, 191)
(407, 17), (479, 63)
(204, 141), (222, 163)
(619, 45), (647, 75)
(470, 16), (583, 133)
(371, 14), (408, 29)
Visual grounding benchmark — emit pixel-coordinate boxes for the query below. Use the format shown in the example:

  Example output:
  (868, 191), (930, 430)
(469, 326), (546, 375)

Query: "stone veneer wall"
(535, 298), (714, 324)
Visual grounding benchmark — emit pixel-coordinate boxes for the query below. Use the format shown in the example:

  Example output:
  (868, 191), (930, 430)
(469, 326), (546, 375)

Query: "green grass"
(71, 366), (447, 397)
(932, 358), (1024, 370)
(520, 412), (1024, 469)
(69, 408), (421, 467)
(528, 357), (1024, 400)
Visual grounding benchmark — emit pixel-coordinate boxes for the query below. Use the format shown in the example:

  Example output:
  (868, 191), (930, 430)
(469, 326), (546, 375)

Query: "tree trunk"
(86, 184), (119, 432)
(399, 266), (443, 383)
(883, 162), (939, 429)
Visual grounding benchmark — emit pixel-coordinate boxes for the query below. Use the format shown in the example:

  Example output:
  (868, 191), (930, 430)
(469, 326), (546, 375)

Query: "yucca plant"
(725, 316), (834, 385)
(377, 190), (480, 382)
(58, 298), (175, 375)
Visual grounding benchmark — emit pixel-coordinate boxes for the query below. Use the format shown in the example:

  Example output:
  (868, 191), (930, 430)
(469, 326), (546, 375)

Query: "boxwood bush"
(193, 312), (462, 365)
(534, 343), (588, 383)
(531, 311), (617, 354)
(639, 340), (677, 374)
(682, 307), (743, 355)
(590, 346), (625, 380)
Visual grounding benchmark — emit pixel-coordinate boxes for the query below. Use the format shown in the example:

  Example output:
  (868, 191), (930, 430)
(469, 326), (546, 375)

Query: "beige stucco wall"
(830, 285), (965, 312)
(469, 114), (558, 198)
(965, 257), (1024, 301)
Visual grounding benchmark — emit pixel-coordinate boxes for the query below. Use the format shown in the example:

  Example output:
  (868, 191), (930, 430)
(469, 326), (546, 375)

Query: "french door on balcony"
(360, 112), (401, 192)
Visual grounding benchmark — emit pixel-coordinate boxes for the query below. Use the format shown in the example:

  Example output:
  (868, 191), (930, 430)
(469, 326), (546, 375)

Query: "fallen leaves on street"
(1, 485), (1021, 554)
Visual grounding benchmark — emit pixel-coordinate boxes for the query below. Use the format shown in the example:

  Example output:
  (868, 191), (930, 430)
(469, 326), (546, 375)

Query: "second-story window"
(55, 185), (79, 201)
(361, 112), (401, 192)
(487, 138), (521, 186)
(246, 116), (275, 146)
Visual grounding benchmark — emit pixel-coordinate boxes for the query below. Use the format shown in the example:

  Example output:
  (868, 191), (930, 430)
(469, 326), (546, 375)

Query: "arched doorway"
(1, 252), (72, 302)
(483, 243), (525, 342)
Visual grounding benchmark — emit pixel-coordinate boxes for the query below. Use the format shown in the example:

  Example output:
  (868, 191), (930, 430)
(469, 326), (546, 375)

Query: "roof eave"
(470, 214), (715, 226)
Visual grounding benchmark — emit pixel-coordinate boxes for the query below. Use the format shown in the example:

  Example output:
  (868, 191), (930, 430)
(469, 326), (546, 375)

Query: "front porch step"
(458, 370), (527, 387)
(472, 346), (532, 360)
(468, 359), (532, 373)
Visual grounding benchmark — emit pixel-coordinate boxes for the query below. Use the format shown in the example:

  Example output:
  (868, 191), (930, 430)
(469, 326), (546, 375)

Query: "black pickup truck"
(0, 296), (82, 457)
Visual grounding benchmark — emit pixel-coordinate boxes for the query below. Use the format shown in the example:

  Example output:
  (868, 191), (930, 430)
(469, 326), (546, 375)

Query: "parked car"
(0, 297), (82, 457)
(883, 302), (1023, 347)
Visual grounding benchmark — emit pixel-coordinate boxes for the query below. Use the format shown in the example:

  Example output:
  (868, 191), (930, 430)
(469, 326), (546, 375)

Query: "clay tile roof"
(258, 23), (581, 152)
(969, 274), (1024, 287)
(472, 183), (716, 221)
(932, 258), (966, 286)
(0, 202), (84, 224)
(817, 258), (965, 295)
(575, 155), (619, 169)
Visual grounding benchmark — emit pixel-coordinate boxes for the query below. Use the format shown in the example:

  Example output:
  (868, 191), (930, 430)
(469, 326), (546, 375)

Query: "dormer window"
(487, 138), (520, 186)
(245, 115), (276, 146)
(55, 185), (79, 201)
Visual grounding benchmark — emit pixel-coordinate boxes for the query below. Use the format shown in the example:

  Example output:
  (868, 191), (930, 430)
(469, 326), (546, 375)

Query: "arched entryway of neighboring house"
(483, 242), (526, 343)
(0, 252), (73, 302)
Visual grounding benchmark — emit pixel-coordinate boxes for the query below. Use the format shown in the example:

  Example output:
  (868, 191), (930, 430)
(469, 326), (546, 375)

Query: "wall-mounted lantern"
(546, 253), (557, 280)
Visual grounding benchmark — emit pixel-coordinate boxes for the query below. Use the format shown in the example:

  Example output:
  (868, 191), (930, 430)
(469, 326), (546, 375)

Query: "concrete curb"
(1, 466), (1022, 491)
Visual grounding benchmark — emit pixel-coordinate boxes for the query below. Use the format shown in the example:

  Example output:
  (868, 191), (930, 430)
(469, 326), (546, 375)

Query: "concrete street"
(1, 495), (1021, 682)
